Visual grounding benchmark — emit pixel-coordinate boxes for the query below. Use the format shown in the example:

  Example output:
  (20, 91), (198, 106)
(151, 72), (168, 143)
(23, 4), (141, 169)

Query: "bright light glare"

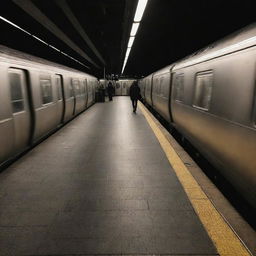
(125, 47), (131, 58)
(134, 0), (148, 22)
(32, 35), (48, 45)
(121, 0), (148, 74)
(0, 16), (30, 35)
(49, 44), (61, 52)
(130, 23), (139, 36)
(128, 36), (135, 48)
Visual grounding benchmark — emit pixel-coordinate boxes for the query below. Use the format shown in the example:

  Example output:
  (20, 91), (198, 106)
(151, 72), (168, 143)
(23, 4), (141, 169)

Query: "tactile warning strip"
(139, 102), (252, 256)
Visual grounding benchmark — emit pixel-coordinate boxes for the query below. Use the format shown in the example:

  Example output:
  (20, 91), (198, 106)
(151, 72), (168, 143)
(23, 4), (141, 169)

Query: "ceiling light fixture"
(125, 47), (131, 58)
(121, 0), (148, 74)
(0, 15), (89, 69)
(128, 36), (135, 48)
(134, 0), (148, 22)
(130, 23), (140, 37)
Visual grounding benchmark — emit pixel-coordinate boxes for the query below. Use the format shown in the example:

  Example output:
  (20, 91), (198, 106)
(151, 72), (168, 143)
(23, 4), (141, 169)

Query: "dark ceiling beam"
(55, 0), (105, 66)
(119, 0), (138, 74)
(12, 0), (100, 68)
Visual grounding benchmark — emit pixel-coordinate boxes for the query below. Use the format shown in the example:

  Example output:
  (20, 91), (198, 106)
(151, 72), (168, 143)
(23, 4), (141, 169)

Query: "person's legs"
(132, 99), (135, 112)
(134, 99), (138, 112)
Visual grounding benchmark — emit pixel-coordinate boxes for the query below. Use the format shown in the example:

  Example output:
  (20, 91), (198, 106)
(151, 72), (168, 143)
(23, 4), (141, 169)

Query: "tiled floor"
(0, 97), (218, 255)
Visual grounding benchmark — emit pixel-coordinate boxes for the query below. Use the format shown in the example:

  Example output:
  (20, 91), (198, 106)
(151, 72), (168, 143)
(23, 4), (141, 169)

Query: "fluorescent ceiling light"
(0, 15), (89, 69)
(134, 0), (148, 22)
(0, 15), (30, 35)
(32, 35), (48, 45)
(128, 36), (135, 48)
(49, 44), (60, 52)
(121, 0), (148, 74)
(130, 23), (140, 37)
(125, 47), (131, 58)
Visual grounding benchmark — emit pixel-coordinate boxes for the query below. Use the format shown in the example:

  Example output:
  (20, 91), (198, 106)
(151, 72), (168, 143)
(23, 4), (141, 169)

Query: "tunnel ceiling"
(0, 0), (256, 78)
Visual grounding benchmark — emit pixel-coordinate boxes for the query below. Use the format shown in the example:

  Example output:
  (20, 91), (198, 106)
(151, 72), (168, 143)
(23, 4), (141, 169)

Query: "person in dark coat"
(107, 81), (114, 101)
(129, 81), (140, 113)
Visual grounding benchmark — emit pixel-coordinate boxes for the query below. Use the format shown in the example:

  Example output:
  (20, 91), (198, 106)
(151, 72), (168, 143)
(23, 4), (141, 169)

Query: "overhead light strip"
(0, 15), (89, 69)
(130, 23), (140, 37)
(128, 36), (135, 48)
(134, 0), (148, 22)
(121, 0), (148, 74)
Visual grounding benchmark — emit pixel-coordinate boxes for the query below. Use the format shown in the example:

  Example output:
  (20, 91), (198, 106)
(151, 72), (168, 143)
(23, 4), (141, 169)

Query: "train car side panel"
(152, 71), (171, 122)
(0, 66), (15, 162)
(144, 74), (153, 106)
(171, 46), (256, 207)
(32, 71), (60, 141)
(63, 76), (76, 122)
(8, 68), (31, 153)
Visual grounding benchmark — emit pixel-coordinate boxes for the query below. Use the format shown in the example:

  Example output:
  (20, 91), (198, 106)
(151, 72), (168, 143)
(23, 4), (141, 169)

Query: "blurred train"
(115, 79), (136, 96)
(99, 79), (136, 96)
(0, 45), (97, 167)
(139, 23), (256, 209)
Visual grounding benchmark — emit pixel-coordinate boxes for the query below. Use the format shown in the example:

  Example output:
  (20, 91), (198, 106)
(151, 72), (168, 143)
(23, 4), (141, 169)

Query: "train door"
(122, 82), (127, 95)
(54, 74), (64, 124)
(84, 79), (88, 108)
(8, 68), (31, 153)
(115, 81), (121, 95)
(168, 66), (175, 123)
(81, 79), (86, 109)
(69, 81), (76, 116)
(87, 81), (93, 107)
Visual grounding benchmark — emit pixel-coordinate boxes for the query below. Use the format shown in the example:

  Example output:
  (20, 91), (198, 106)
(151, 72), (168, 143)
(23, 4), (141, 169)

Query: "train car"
(87, 76), (97, 108)
(143, 74), (154, 107)
(115, 79), (136, 96)
(171, 24), (256, 208)
(0, 45), (97, 167)
(142, 23), (256, 208)
(151, 65), (173, 122)
(138, 79), (145, 100)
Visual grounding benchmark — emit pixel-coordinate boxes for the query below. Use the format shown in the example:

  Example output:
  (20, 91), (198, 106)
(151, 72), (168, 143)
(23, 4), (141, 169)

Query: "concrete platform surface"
(0, 97), (218, 255)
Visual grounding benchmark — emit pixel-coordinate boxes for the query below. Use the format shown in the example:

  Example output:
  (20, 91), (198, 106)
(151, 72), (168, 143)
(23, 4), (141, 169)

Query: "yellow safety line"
(138, 102), (251, 256)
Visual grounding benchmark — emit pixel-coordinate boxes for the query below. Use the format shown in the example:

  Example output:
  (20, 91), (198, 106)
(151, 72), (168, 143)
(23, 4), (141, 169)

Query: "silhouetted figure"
(107, 81), (114, 101)
(129, 81), (140, 113)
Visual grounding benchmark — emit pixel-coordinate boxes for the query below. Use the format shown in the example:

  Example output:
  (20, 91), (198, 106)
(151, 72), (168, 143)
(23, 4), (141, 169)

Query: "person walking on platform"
(107, 81), (114, 101)
(130, 81), (140, 113)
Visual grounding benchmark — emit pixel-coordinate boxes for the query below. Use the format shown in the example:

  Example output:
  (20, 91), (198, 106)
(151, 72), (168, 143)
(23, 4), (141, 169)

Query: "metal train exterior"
(115, 79), (136, 96)
(140, 24), (256, 208)
(0, 45), (97, 167)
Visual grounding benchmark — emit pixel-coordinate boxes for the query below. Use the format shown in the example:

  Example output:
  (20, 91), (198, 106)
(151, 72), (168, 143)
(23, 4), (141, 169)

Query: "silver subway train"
(139, 23), (256, 209)
(0, 45), (97, 167)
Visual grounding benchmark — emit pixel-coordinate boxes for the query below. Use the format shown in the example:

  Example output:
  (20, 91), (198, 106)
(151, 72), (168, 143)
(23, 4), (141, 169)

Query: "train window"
(40, 79), (53, 104)
(174, 74), (184, 102)
(146, 79), (150, 91)
(69, 82), (74, 98)
(55, 76), (62, 100)
(9, 72), (24, 113)
(72, 79), (81, 95)
(88, 83), (92, 95)
(159, 77), (164, 96)
(193, 71), (213, 111)
(162, 75), (169, 99)
(80, 81), (85, 94)
(155, 78), (159, 94)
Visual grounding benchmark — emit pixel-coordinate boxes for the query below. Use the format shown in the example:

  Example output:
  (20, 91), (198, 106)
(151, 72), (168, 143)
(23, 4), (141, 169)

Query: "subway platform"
(0, 97), (253, 255)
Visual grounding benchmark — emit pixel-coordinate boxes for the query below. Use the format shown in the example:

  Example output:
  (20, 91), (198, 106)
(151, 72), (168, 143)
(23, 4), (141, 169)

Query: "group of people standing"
(106, 80), (141, 113)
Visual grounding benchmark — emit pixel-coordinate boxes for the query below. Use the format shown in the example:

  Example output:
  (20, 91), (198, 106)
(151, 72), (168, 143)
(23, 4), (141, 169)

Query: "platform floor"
(0, 97), (218, 255)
